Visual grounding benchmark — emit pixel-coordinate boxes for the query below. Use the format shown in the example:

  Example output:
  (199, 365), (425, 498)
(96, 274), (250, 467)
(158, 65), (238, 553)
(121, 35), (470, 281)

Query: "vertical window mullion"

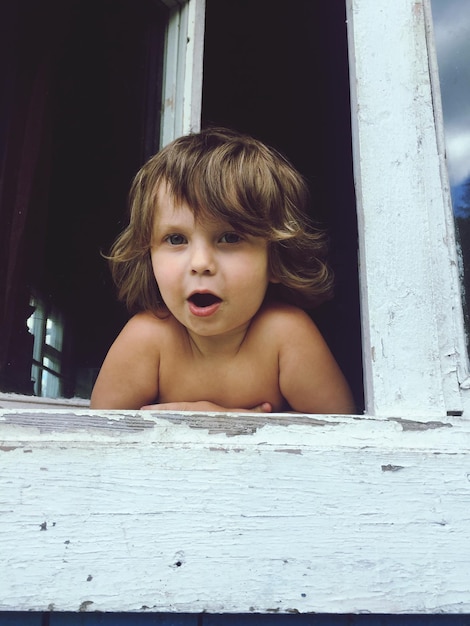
(160, 0), (205, 146)
(346, 0), (462, 416)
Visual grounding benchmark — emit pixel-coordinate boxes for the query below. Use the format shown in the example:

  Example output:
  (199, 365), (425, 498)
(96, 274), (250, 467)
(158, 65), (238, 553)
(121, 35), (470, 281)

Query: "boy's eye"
(220, 232), (242, 244)
(166, 234), (186, 245)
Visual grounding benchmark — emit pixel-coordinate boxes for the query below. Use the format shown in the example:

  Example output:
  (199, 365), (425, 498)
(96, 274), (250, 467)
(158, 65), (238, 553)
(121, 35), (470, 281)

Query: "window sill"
(1, 409), (468, 614)
(0, 392), (89, 410)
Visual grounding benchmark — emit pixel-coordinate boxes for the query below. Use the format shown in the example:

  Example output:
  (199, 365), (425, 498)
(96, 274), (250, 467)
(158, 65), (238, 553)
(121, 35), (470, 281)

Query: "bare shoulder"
(259, 301), (356, 415)
(90, 311), (174, 410)
(254, 301), (321, 340)
(118, 310), (173, 343)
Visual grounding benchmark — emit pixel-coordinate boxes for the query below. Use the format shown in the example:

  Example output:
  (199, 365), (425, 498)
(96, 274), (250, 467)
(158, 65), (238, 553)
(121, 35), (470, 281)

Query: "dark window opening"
(1, 0), (363, 411)
(202, 0), (364, 411)
(0, 0), (167, 398)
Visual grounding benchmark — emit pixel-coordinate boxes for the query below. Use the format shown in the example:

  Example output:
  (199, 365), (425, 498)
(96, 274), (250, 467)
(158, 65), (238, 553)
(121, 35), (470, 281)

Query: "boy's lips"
(187, 291), (222, 317)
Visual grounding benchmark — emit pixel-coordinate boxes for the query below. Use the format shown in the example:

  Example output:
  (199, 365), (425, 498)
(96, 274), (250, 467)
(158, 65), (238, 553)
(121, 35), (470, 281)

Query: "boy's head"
(109, 127), (333, 313)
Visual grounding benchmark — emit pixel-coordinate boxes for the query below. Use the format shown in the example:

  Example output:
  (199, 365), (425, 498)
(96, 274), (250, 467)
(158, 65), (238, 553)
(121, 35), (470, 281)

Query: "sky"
(431, 0), (470, 207)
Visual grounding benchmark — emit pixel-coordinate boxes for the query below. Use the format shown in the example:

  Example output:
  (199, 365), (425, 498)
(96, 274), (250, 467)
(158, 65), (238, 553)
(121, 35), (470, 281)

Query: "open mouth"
(188, 292), (222, 308)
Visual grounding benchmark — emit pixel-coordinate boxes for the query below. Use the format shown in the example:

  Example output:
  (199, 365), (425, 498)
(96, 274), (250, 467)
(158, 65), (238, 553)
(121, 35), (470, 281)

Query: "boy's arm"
(90, 313), (160, 410)
(141, 401), (273, 413)
(278, 307), (356, 415)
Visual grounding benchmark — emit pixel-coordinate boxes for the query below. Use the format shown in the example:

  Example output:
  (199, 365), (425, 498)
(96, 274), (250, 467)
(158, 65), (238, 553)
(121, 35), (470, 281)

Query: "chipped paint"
(381, 464), (405, 472)
(275, 449), (303, 455)
(1, 411), (156, 434)
(348, 0), (467, 417)
(1, 407), (469, 613)
(0, 0), (465, 616)
(393, 418), (453, 431)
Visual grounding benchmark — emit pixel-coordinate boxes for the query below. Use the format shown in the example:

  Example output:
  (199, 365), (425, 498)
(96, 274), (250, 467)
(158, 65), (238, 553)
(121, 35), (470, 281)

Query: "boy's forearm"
(141, 401), (272, 413)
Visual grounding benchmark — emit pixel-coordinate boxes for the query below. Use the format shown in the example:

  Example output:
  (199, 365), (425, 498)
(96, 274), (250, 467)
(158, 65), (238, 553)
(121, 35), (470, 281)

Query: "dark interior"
(0, 0), (166, 397)
(0, 0), (363, 409)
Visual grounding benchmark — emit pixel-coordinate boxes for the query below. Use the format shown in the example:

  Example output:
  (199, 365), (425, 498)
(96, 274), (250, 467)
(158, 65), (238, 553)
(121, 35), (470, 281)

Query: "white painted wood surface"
(160, 0), (205, 146)
(347, 0), (466, 417)
(1, 410), (469, 614)
(3, 1), (470, 618)
(0, 393), (89, 410)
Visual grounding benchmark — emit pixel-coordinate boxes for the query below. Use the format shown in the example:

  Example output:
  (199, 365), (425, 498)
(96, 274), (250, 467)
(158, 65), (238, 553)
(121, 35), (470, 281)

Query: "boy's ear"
(269, 272), (281, 284)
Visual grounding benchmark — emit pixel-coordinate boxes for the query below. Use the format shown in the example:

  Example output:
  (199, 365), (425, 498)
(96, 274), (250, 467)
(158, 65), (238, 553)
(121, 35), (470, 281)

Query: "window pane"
(431, 0), (470, 331)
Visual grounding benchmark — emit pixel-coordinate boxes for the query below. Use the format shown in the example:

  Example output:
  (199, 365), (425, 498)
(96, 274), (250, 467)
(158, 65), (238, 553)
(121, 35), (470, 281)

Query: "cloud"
(446, 131), (470, 185)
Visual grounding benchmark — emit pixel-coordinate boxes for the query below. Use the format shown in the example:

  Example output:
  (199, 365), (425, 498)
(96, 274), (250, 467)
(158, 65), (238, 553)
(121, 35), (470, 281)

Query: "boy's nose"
(190, 243), (216, 275)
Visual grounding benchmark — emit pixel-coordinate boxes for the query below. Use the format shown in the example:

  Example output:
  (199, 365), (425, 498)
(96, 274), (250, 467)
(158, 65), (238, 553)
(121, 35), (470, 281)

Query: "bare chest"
(158, 349), (285, 411)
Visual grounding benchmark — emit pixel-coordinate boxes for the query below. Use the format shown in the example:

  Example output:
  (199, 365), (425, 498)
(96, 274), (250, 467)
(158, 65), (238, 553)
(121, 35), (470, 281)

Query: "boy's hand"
(140, 401), (272, 413)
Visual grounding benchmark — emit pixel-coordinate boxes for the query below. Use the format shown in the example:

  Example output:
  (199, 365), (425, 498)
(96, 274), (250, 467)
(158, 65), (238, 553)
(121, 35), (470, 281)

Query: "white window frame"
(348, 0), (469, 419)
(1, 0), (470, 616)
(160, 0), (206, 145)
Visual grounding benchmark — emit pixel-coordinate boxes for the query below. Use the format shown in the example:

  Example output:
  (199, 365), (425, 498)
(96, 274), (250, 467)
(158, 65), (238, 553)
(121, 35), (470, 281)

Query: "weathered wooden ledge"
(1, 410), (469, 614)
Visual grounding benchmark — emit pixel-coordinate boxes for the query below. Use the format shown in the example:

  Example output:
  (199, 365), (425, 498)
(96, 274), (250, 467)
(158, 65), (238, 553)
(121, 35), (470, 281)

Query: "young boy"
(90, 128), (355, 414)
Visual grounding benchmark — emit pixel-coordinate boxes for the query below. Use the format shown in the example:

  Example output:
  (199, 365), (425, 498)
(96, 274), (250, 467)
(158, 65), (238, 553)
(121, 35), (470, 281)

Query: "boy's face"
(150, 184), (274, 343)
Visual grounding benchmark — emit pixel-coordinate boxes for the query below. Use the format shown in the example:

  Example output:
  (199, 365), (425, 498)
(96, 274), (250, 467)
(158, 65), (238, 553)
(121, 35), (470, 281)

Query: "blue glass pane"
(0, 614), (43, 626)
(431, 0), (470, 334)
(49, 613), (198, 626)
(431, 0), (470, 215)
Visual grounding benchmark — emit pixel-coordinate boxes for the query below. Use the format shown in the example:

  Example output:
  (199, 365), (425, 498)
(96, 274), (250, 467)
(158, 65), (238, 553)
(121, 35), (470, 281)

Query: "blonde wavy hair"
(108, 127), (334, 313)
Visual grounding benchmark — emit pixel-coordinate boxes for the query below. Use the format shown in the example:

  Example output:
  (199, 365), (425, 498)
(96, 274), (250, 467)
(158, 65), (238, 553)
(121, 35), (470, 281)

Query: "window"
(27, 294), (66, 398)
(2, 0), (466, 416)
(1, 0), (470, 616)
(1, 0), (364, 410)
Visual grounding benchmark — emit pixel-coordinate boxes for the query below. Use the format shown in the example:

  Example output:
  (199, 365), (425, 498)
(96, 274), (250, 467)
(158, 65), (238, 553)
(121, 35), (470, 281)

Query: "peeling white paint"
(2, 0), (470, 617)
(1, 409), (470, 614)
(347, 0), (467, 416)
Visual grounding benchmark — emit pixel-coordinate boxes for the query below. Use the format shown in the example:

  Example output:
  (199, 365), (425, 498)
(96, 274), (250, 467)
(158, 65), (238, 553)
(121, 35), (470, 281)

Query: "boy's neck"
(184, 324), (251, 359)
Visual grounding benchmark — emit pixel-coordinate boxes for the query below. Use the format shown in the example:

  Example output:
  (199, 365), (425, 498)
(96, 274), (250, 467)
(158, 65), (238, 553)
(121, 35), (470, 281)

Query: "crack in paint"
(2, 412), (156, 434)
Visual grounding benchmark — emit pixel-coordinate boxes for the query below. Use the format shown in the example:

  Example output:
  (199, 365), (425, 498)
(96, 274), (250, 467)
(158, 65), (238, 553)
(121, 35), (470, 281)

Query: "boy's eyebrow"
(153, 214), (190, 228)
(152, 224), (187, 239)
(155, 216), (236, 232)
(155, 221), (185, 230)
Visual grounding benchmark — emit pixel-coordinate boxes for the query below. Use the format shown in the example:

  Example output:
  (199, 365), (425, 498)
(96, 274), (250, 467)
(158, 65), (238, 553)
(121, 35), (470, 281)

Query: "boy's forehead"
(154, 183), (192, 220)
(156, 180), (180, 207)
(153, 186), (231, 229)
